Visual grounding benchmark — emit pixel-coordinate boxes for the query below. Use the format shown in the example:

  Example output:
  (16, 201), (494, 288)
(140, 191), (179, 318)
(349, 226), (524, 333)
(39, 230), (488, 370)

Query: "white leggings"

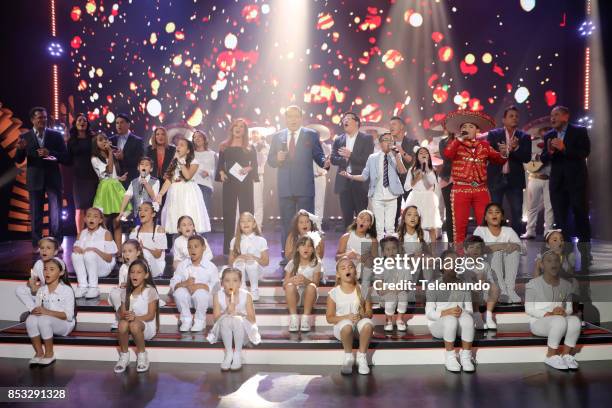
(26, 315), (74, 340)
(72, 252), (114, 289)
(108, 287), (125, 311)
(384, 291), (409, 316)
(429, 313), (475, 343)
(530, 315), (581, 349)
(233, 261), (261, 292)
(173, 287), (210, 323)
(15, 285), (37, 312)
(220, 316), (246, 353)
(489, 251), (520, 295)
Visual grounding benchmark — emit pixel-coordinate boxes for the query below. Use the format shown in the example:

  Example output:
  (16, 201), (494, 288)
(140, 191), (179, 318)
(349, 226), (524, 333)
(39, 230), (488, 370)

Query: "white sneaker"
(356, 352), (370, 375)
(220, 351), (232, 371)
(473, 312), (486, 330)
(507, 290), (522, 304)
(563, 354), (579, 370)
(459, 350), (475, 372)
(384, 322), (394, 332)
(191, 320), (205, 332)
(38, 355), (56, 366)
(251, 289), (260, 301)
(74, 287), (87, 298)
(114, 352), (130, 373)
(396, 319), (407, 331)
(136, 352), (150, 373)
(110, 320), (118, 330)
(179, 319), (193, 332)
(85, 287), (100, 299)
(485, 313), (497, 330)
(341, 353), (355, 375)
(300, 315), (311, 332)
(29, 355), (42, 366)
(544, 355), (569, 370)
(230, 351), (242, 370)
(445, 351), (461, 372)
(288, 314), (299, 332)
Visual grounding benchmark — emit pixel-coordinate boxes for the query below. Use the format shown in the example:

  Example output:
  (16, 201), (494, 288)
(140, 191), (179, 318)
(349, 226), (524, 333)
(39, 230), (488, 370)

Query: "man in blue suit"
(540, 106), (591, 270)
(486, 106), (531, 234)
(15, 107), (68, 250)
(268, 106), (330, 261)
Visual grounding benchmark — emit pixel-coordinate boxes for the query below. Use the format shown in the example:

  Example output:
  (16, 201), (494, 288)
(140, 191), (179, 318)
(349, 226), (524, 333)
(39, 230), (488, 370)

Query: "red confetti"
(544, 90), (557, 106)
(431, 32), (444, 43)
(241, 5), (260, 23)
(361, 103), (382, 123)
(433, 85), (448, 103)
(70, 6), (82, 22)
(71, 36), (82, 49)
(427, 74), (439, 87)
(460, 60), (478, 75)
(317, 13), (334, 30)
(438, 46), (453, 62)
(492, 63), (505, 77)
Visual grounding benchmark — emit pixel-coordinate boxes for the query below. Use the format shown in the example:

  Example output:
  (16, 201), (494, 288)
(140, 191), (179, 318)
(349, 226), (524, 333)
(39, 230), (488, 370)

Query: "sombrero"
(523, 116), (552, 138)
(443, 110), (496, 134)
(307, 123), (332, 142)
(360, 122), (390, 137)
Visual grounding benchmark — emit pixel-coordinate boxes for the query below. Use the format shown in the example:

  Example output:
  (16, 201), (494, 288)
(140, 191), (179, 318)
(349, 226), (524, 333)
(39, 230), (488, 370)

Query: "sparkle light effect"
(50, 0), (59, 120)
(578, 20), (596, 36)
(584, 47), (591, 110)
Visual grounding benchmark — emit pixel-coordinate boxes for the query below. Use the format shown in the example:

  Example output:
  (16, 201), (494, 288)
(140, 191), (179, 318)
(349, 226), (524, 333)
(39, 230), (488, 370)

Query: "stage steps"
(1, 321), (611, 365)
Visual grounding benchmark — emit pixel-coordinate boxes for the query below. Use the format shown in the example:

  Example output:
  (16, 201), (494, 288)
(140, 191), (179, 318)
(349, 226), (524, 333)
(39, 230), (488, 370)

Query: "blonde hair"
(231, 212), (262, 257)
(335, 257), (366, 316)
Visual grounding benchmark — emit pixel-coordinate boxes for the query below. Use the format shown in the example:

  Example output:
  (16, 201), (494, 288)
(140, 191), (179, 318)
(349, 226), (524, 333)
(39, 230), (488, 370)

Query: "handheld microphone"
(139, 169), (147, 195)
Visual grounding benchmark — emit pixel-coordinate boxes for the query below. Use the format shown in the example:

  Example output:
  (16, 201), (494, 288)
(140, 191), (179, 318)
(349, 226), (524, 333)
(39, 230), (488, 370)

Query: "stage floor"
(1, 358), (611, 407)
(1, 231), (611, 281)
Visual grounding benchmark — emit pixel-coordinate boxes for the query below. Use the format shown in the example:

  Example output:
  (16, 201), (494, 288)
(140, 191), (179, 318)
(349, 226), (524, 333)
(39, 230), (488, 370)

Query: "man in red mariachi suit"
(443, 111), (508, 246)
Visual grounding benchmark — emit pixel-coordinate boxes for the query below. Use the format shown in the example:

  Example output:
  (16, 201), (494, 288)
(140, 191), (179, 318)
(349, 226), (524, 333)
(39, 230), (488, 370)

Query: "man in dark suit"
(540, 106), (591, 269)
(486, 106), (532, 234)
(110, 113), (144, 188)
(15, 107), (68, 250)
(389, 116), (418, 227)
(268, 106), (330, 261)
(331, 112), (375, 228)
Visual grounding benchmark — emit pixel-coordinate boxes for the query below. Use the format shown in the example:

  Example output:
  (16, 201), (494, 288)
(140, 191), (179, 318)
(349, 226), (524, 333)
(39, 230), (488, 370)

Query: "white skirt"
(206, 315), (262, 345)
(161, 181), (211, 234)
(404, 190), (442, 229)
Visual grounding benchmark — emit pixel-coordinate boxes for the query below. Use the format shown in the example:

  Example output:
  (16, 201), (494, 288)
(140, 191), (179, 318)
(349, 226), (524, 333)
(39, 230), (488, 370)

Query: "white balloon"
(224, 33), (238, 50)
(514, 87), (530, 104)
(146, 99), (162, 117)
(520, 0), (536, 12)
(409, 13), (423, 27)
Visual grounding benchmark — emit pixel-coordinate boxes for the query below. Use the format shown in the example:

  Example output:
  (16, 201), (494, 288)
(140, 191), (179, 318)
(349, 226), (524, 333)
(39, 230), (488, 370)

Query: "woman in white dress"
(156, 137), (211, 234)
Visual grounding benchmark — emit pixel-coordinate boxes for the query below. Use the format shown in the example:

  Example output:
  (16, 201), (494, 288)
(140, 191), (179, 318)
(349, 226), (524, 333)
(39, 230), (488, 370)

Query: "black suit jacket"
(486, 128), (531, 190)
(14, 129), (68, 191)
(146, 145), (176, 179)
(540, 124), (590, 192)
(110, 133), (144, 187)
(331, 131), (374, 193)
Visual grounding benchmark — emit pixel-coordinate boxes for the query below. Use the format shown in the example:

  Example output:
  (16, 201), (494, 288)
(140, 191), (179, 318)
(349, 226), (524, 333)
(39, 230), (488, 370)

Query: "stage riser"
(1, 344), (611, 365)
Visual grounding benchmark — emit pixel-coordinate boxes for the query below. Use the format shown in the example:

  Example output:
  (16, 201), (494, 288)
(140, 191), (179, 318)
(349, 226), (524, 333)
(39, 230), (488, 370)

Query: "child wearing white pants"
(425, 250), (475, 373)
(170, 235), (219, 332)
(378, 235), (413, 332)
(16, 237), (60, 314)
(109, 239), (144, 329)
(72, 208), (118, 299)
(208, 268), (261, 371)
(525, 250), (581, 370)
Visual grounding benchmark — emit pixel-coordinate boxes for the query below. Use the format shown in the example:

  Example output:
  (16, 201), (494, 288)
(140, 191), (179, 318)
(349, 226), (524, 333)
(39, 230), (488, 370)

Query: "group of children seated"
(15, 202), (582, 375)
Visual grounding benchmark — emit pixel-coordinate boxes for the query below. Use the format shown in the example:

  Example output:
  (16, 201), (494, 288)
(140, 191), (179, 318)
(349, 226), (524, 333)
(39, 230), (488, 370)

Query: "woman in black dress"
(215, 118), (259, 254)
(67, 113), (98, 233)
(146, 127), (176, 180)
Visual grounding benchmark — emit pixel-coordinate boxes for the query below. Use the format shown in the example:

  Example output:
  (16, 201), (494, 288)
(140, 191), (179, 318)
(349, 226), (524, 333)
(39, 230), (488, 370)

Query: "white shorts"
(143, 320), (157, 341)
(333, 318), (374, 340)
(287, 282), (319, 306)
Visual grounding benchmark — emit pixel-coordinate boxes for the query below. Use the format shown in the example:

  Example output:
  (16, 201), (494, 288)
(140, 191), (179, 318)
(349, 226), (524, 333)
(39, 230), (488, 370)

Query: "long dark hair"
(43, 258), (77, 320)
(135, 201), (159, 242)
(68, 113), (94, 143)
(121, 239), (145, 264)
(411, 147), (436, 179)
(290, 236), (319, 277)
(347, 210), (377, 239)
(397, 205), (425, 243)
(91, 132), (119, 171)
(124, 259), (160, 331)
(164, 137), (195, 181)
(288, 210), (319, 255)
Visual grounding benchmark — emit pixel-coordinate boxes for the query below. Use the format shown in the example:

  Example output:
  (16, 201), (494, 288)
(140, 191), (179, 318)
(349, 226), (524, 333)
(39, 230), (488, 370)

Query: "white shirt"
(329, 286), (362, 316)
(170, 258), (219, 291)
(284, 259), (322, 282)
(125, 174), (160, 197)
(36, 283), (76, 322)
(373, 152), (396, 200)
(91, 156), (118, 180)
(524, 276), (573, 323)
(404, 169), (437, 192)
(31, 259), (45, 284)
(75, 226), (118, 254)
(345, 132), (358, 172)
(288, 127), (303, 149)
(129, 225), (168, 257)
(473, 226), (522, 246)
(425, 279), (473, 324)
(229, 233), (268, 257)
(34, 128), (46, 147)
(118, 263), (129, 286)
(194, 150), (217, 189)
(172, 235), (213, 264)
(122, 286), (158, 317)
(503, 128), (516, 174)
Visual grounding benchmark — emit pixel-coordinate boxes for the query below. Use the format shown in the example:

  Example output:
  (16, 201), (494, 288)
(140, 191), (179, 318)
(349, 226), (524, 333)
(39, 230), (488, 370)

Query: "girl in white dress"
(156, 137), (211, 234)
(15, 237), (59, 313)
(72, 207), (118, 299)
(404, 147), (442, 243)
(228, 212), (269, 301)
(129, 202), (167, 278)
(397, 205), (434, 284)
(326, 257), (374, 375)
(474, 203), (523, 304)
(284, 236), (322, 333)
(336, 210), (378, 296)
(284, 209), (325, 260)
(26, 258), (76, 367)
(425, 250), (475, 373)
(114, 259), (160, 374)
(208, 267), (261, 371)
(525, 250), (581, 371)
(172, 215), (213, 270)
(109, 239), (144, 329)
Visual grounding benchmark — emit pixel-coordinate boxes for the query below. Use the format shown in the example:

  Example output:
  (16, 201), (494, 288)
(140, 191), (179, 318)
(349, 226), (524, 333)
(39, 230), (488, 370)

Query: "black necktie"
(383, 154), (389, 188)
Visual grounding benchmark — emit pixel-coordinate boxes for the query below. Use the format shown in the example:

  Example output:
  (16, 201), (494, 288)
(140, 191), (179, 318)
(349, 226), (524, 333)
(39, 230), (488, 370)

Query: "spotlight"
(61, 210), (68, 221)
(48, 42), (64, 57)
(577, 116), (593, 129)
(578, 21), (595, 36)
